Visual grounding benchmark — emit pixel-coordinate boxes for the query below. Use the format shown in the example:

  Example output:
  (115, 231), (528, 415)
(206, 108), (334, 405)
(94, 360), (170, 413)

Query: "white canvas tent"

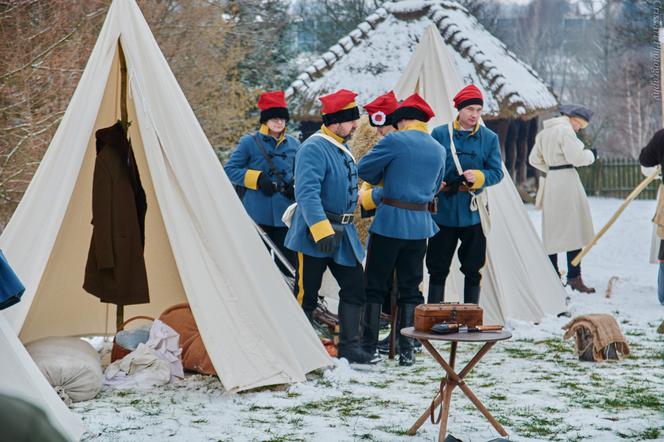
(393, 25), (567, 324)
(0, 315), (85, 441)
(0, 0), (331, 399)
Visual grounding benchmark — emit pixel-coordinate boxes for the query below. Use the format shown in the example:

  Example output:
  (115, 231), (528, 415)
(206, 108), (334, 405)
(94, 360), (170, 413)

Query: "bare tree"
(0, 1), (257, 225)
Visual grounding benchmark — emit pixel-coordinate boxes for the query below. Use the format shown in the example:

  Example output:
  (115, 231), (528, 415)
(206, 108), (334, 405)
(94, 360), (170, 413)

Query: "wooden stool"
(401, 327), (512, 441)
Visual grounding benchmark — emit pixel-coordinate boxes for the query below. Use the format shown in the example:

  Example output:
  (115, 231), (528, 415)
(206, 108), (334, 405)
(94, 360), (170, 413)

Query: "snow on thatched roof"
(286, 0), (558, 120)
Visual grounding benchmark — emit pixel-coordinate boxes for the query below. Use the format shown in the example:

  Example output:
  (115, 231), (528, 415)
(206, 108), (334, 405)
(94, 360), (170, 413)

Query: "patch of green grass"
(375, 425), (410, 436)
(489, 393), (506, 401)
(285, 394), (391, 418)
(503, 347), (540, 359)
(616, 427), (662, 440)
(368, 380), (391, 389)
(286, 391), (301, 398)
(516, 415), (565, 438)
(536, 338), (574, 354)
(248, 404), (274, 412)
(191, 418), (208, 424)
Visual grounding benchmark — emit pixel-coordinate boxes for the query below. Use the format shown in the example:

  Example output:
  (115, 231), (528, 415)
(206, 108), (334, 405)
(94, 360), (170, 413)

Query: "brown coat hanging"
(83, 122), (149, 306)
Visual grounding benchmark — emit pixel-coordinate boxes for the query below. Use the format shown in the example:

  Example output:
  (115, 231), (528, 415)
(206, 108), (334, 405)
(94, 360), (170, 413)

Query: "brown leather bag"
(414, 303), (483, 332)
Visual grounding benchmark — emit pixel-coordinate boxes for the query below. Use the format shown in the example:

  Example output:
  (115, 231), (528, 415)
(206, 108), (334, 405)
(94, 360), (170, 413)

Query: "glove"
(257, 173), (275, 196)
(282, 182), (295, 200)
(315, 234), (338, 254)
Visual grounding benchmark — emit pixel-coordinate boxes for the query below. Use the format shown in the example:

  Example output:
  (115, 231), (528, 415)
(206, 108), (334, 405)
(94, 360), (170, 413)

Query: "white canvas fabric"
(0, 314), (86, 441)
(393, 25), (567, 324)
(0, 0), (331, 398)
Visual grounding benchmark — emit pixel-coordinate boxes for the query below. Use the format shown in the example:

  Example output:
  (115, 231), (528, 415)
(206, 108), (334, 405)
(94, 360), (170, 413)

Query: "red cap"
(364, 91), (398, 127)
(392, 93), (435, 124)
(258, 90), (287, 111)
(319, 89), (358, 115)
(453, 84), (483, 110)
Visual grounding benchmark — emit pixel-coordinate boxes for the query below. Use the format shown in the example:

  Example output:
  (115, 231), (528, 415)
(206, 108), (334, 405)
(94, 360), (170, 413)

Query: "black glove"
(257, 173), (275, 196)
(282, 182), (295, 200)
(315, 234), (338, 254)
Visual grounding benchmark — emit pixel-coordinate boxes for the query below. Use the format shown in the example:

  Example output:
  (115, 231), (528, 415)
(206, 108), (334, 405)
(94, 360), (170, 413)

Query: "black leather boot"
(398, 303), (417, 366)
(464, 285), (480, 304)
(361, 303), (382, 359)
(427, 282), (445, 304)
(337, 302), (380, 364)
(376, 333), (394, 355)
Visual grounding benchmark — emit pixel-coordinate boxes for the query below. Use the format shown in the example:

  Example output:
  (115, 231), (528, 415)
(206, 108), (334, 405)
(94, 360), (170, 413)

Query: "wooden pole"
(116, 40), (128, 331)
(571, 166), (660, 266)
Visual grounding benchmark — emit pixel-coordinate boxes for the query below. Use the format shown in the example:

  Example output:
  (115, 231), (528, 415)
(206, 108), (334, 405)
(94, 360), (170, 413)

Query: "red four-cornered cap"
(319, 89), (358, 114)
(364, 91), (398, 126)
(258, 90), (287, 110)
(397, 93), (435, 121)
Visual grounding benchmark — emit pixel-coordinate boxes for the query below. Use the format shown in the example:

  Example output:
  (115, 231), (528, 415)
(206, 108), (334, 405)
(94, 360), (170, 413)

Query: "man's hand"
(358, 189), (364, 207)
(316, 234), (337, 254)
(257, 173), (275, 196)
(462, 170), (476, 183)
(438, 181), (447, 193)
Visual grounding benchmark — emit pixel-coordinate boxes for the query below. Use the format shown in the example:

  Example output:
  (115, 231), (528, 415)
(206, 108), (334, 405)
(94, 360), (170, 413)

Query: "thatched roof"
(286, 0), (558, 121)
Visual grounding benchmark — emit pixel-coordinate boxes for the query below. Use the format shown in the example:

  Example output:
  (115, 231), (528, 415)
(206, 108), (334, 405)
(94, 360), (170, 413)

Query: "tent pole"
(115, 40), (129, 331)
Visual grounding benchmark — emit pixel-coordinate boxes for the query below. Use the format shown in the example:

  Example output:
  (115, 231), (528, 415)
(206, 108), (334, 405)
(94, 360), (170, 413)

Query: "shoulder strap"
(252, 133), (286, 186)
(312, 133), (356, 163)
(447, 124), (464, 176)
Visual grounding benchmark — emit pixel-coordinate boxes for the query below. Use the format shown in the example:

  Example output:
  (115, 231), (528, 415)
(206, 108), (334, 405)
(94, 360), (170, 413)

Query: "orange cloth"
(159, 303), (217, 375)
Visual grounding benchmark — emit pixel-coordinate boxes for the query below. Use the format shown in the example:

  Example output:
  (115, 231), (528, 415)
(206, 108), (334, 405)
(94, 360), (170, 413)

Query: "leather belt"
(325, 211), (354, 224)
(549, 164), (574, 170)
(382, 198), (429, 212)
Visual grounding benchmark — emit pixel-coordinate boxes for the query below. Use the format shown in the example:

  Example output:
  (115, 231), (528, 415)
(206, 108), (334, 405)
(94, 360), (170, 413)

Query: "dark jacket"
(639, 129), (664, 261)
(83, 122), (149, 306)
(639, 129), (664, 168)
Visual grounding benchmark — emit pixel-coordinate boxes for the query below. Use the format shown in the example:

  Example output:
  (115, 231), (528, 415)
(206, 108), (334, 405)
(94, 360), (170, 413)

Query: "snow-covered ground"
(73, 197), (664, 441)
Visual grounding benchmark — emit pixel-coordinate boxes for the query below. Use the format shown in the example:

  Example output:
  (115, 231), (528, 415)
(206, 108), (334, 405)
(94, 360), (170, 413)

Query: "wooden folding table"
(401, 327), (512, 441)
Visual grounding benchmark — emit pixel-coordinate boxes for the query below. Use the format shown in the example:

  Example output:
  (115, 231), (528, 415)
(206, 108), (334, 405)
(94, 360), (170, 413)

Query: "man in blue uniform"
(224, 91), (299, 274)
(285, 89), (378, 364)
(358, 91), (398, 217)
(427, 84), (503, 305)
(358, 93), (445, 366)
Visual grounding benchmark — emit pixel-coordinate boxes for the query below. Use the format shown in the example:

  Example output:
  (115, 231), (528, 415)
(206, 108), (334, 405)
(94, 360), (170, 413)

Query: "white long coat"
(529, 116), (595, 254)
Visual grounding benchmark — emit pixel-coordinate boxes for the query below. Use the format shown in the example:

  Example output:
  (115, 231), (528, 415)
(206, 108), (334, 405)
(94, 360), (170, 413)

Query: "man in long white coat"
(529, 104), (596, 293)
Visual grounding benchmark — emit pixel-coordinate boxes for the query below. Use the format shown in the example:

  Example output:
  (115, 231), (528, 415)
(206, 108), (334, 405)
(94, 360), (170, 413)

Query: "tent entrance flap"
(19, 47), (186, 343)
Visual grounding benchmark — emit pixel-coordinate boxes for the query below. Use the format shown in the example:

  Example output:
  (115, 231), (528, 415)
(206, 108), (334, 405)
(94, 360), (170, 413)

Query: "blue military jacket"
(431, 121), (503, 227)
(224, 127), (299, 227)
(358, 122), (445, 240)
(284, 128), (364, 266)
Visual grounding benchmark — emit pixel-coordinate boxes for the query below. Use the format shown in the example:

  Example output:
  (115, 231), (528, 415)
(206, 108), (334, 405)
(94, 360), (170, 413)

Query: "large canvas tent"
(394, 25), (567, 324)
(0, 315), (86, 441)
(0, 0), (331, 397)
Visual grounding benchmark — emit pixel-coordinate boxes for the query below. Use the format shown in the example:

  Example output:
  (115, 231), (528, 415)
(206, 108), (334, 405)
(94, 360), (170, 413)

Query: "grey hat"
(559, 104), (593, 122)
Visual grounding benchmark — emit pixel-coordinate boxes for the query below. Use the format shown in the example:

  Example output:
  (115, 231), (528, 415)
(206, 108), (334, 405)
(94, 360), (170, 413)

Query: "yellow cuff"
(361, 188), (377, 211)
(470, 170), (485, 190)
(310, 219), (335, 242)
(244, 169), (261, 190)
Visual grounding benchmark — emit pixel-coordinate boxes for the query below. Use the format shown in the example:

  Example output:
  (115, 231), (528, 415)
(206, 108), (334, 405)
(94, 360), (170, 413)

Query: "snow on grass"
(73, 197), (663, 441)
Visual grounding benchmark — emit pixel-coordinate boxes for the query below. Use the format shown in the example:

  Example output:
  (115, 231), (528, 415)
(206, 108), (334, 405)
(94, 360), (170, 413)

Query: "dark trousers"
(294, 253), (365, 313)
(365, 234), (426, 305)
(259, 225), (297, 276)
(548, 249), (582, 279)
(426, 223), (486, 288)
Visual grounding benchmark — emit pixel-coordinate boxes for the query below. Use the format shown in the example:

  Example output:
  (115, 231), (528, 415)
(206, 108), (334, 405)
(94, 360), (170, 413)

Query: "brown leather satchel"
(414, 303), (483, 332)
